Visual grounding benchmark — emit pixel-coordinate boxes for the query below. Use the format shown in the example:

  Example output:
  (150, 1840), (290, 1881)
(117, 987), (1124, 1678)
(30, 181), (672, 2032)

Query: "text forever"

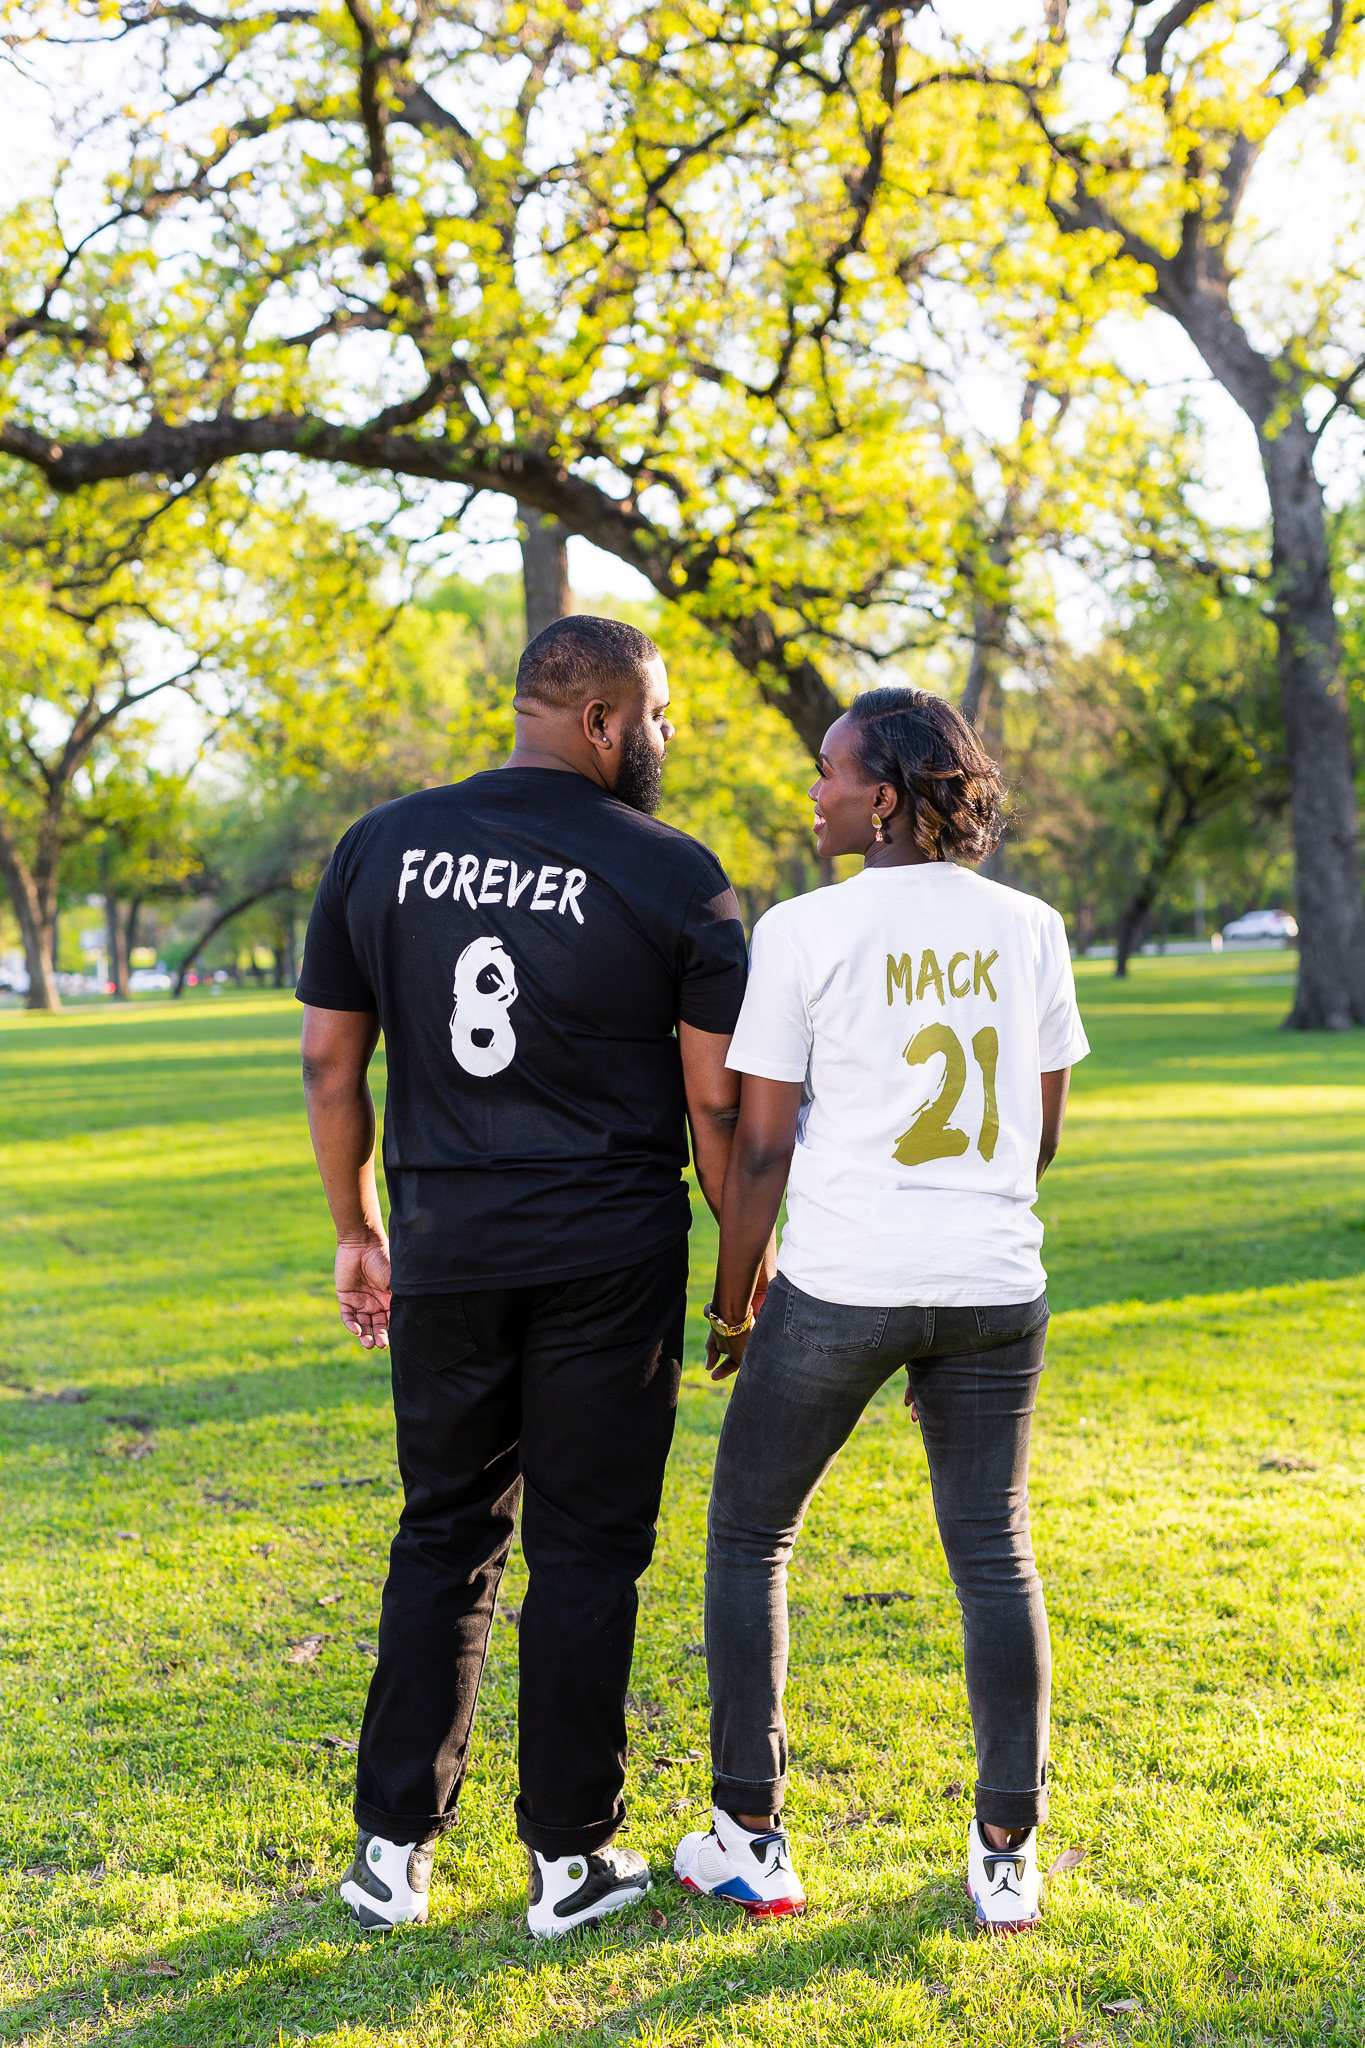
(398, 849), (587, 924)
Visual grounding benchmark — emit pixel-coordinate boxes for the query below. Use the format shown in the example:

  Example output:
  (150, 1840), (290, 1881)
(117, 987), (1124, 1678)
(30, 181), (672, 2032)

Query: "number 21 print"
(893, 1023), (1000, 1167)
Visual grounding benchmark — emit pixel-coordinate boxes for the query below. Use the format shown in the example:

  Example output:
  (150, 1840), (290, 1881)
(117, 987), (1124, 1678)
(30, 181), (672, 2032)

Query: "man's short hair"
(516, 614), (661, 709)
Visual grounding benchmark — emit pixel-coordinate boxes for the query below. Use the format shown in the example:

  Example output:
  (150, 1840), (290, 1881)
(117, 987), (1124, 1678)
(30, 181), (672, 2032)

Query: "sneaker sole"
(679, 1875), (806, 1917)
(340, 1883), (428, 1931)
(527, 1881), (651, 1940)
(970, 1896), (1040, 1937)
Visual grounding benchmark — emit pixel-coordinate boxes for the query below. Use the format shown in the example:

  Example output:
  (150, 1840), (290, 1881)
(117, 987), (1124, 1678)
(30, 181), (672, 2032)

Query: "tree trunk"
(274, 907), (297, 988)
(124, 897), (142, 972)
(961, 594), (1009, 881)
(1260, 420), (1365, 1029)
(0, 822), (61, 1010)
(521, 513), (573, 641)
(960, 604), (1006, 762)
(1114, 895), (1151, 978)
(1138, 260), (1365, 1025)
(104, 892), (130, 999)
(724, 611), (845, 760)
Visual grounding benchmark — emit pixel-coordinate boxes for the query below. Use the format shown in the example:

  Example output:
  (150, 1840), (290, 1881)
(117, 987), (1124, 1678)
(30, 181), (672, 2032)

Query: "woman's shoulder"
(750, 883), (858, 957)
(756, 874), (866, 927)
(956, 868), (1068, 933)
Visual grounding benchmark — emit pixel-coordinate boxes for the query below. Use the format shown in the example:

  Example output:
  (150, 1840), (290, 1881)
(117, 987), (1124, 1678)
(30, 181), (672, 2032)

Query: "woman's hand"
(706, 1327), (749, 1381)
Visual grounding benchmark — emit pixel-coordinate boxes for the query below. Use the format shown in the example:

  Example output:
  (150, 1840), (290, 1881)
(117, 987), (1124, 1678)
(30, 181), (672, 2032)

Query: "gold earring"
(871, 813), (886, 843)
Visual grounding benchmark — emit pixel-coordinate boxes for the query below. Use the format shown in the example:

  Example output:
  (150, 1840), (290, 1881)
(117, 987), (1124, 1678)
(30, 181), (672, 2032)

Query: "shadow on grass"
(7, 1864), (1360, 2048)
(0, 1869), (971, 2048)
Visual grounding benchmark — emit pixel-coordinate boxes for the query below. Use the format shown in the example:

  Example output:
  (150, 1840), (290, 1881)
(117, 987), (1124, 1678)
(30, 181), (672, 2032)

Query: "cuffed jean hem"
(353, 1797), (450, 1846)
(513, 1794), (625, 1859)
(712, 1773), (786, 1817)
(974, 1779), (1049, 1830)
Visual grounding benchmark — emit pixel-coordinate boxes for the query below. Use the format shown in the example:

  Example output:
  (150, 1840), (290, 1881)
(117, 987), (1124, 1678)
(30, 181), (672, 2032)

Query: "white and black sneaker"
(526, 1844), (652, 1939)
(340, 1831), (433, 1929)
(966, 1819), (1041, 1934)
(674, 1806), (806, 1917)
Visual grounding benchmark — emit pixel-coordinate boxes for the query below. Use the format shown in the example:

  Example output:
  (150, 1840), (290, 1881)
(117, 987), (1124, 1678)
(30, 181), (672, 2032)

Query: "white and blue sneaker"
(340, 1831), (433, 1928)
(674, 1806), (806, 1917)
(526, 1844), (652, 1938)
(966, 1819), (1041, 1934)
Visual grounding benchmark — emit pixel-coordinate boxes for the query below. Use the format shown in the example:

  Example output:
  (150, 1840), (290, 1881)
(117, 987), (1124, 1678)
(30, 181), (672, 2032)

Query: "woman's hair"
(845, 687), (1003, 863)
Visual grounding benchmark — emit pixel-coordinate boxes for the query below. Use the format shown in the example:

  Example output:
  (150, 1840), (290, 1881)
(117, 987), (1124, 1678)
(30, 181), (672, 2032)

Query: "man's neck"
(502, 742), (585, 775)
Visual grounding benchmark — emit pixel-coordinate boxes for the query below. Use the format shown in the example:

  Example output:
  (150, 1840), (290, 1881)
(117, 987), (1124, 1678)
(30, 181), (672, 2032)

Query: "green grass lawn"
(2, 954), (1364, 2046)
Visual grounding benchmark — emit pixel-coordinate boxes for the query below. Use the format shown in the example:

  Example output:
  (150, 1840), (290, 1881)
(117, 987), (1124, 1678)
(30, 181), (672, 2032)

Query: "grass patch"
(1, 955), (1363, 2044)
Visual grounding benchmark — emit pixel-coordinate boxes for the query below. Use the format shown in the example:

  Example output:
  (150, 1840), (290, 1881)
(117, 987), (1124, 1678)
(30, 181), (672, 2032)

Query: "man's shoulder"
(334, 782), (470, 841)
(606, 803), (734, 892)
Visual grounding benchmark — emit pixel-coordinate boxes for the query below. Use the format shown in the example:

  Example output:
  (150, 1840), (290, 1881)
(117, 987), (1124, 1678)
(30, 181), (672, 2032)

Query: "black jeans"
(706, 1274), (1051, 1831)
(354, 1241), (687, 1859)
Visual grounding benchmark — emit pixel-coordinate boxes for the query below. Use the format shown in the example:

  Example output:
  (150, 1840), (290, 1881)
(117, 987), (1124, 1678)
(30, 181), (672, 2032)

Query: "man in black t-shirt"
(297, 614), (751, 1938)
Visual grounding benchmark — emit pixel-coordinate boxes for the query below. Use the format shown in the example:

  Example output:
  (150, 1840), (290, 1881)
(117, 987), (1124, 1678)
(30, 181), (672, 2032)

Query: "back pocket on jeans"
(973, 1294), (1049, 1343)
(783, 1285), (889, 1354)
(390, 1296), (479, 1373)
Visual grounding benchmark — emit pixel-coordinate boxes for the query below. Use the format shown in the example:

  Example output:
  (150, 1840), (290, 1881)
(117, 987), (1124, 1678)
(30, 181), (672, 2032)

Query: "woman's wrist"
(711, 1282), (755, 1328)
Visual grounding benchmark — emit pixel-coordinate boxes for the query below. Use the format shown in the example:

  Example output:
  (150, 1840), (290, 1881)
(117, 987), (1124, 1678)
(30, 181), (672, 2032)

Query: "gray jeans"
(705, 1274), (1051, 1831)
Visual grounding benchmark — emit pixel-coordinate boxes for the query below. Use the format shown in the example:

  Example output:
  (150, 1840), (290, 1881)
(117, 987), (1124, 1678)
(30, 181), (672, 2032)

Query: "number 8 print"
(893, 1023), (1000, 1167)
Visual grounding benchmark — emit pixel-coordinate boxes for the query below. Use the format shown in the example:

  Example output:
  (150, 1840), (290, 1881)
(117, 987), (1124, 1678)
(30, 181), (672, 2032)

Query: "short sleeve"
(1036, 909), (1090, 1069)
(676, 867), (748, 1031)
(725, 910), (812, 1082)
(296, 831), (377, 1012)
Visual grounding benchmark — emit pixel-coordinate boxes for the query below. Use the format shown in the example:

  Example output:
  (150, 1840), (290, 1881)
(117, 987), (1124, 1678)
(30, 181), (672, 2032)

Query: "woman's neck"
(863, 841), (938, 871)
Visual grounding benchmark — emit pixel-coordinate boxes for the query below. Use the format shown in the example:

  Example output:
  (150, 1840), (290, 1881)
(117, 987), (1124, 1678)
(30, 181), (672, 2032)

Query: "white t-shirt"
(726, 864), (1090, 1307)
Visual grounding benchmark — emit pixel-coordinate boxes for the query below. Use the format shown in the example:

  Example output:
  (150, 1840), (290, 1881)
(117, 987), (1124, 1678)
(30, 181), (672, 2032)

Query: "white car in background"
(1221, 908), (1298, 942)
(128, 967), (174, 992)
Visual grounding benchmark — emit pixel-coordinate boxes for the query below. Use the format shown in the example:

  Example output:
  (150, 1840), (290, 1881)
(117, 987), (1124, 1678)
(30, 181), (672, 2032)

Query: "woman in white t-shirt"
(673, 688), (1089, 1931)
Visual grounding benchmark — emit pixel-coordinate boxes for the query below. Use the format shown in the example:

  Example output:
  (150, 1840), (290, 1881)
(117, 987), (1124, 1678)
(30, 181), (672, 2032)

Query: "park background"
(3, 4), (1365, 2044)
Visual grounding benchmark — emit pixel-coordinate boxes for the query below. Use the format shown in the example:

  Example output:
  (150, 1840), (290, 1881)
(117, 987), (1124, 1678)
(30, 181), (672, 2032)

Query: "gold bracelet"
(703, 1301), (755, 1341)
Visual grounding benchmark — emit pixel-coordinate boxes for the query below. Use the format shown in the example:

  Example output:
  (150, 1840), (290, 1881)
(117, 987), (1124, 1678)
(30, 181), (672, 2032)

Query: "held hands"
(703, 1253), (775, 1381)
(336, 1238), (392, 1349)
(705, 1326), (747, 1380)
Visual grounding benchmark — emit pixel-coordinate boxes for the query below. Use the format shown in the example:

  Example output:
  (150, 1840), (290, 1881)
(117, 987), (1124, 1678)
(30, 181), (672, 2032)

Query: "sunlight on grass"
(1, 955), (1362, 2044)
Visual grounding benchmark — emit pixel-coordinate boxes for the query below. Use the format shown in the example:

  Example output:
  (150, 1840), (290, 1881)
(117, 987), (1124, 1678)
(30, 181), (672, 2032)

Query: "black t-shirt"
(296, 768), (747, 1293)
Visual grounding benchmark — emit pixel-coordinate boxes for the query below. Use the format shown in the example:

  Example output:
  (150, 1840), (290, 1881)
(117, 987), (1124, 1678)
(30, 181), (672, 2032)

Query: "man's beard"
(613, 718), (664, 815)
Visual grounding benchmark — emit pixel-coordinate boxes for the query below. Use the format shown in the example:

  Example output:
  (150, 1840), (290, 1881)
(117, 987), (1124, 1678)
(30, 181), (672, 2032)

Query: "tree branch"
(1143, 0), (1216, 77)
(172, 883), (291, 997)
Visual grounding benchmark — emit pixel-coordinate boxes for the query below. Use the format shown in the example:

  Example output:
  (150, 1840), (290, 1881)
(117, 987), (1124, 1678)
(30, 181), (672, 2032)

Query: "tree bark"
(104, 892), (130, 999)
(1258, 420), (1365, 1028)
(723, 611), (844, 759)
(960, 599), (1007, 762)
(520, 512), (573, 641)
(1114, 895), (1150, 979)
(961, 592), (1010, 882)
(124, 897), (142, 973)
(0, 818), (60, 1010)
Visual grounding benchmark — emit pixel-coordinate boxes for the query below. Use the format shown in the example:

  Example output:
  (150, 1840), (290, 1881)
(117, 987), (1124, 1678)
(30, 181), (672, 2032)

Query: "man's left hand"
(336, 1238), (392, 1349)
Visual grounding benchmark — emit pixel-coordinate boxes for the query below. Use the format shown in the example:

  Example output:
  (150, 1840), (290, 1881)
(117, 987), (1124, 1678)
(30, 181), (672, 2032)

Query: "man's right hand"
(336, 1239), (392, 1349)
